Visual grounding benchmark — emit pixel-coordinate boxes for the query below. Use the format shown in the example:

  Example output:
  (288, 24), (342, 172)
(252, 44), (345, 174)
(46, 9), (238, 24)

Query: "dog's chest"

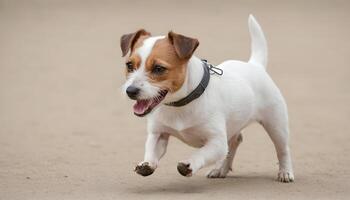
(162, 115), (193, 131)
(173, 127), (207, 148)
(155, 106), (205, 131)
(152, 108), (209, 147)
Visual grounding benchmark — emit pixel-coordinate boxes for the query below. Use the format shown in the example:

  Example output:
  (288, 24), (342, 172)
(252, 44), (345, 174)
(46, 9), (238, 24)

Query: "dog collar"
(165, 59), (223, 107)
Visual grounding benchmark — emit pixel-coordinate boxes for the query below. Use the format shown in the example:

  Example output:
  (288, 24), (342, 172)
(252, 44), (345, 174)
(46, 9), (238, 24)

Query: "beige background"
(0, 0), (349, 199)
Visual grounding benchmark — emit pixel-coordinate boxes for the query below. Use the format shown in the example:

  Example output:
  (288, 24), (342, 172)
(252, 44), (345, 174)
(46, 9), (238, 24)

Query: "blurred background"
(0, 0), (349, 199)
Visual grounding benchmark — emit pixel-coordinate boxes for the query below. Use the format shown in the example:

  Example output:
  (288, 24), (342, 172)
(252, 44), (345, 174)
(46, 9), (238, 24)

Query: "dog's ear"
(168, 31), (199, 60)
(120, 29), (151, 57)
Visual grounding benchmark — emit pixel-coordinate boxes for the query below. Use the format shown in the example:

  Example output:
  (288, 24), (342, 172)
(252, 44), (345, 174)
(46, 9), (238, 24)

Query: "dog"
(120, 15), (294, 182)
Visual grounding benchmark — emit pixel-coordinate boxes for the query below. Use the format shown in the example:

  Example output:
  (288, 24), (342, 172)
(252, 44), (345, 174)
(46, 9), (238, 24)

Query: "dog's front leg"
(177, 131), (228, 177)
(134, 132), (169, 176)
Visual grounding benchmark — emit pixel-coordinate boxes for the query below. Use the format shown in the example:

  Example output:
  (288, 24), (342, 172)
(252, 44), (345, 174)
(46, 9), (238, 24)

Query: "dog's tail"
(248, 14), (268, 68)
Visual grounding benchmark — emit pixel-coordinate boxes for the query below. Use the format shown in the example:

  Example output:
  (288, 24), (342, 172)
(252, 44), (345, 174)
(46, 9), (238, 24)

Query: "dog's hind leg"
(207, 133), (242, 178)
(261, 103), (294, 182)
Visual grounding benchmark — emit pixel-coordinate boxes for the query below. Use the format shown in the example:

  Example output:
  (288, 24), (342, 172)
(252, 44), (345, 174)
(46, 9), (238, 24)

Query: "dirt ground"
(0, 0), (349, 199)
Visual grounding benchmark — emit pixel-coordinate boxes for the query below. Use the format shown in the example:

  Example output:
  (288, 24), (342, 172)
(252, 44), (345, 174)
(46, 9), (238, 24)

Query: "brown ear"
(168, 31), (199, 59)
(120, 29), (150, 57)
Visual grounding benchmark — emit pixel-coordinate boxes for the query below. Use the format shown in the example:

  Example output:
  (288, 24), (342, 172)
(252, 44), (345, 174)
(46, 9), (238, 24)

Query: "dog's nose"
(126, 86), (140, 99)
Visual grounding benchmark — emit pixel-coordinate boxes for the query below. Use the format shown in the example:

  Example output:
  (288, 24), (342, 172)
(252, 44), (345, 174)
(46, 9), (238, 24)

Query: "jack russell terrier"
(120, 15), (294, 182)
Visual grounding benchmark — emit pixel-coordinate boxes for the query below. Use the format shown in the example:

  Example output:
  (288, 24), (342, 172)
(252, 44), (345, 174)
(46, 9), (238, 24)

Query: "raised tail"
(248, 15), (268, 68)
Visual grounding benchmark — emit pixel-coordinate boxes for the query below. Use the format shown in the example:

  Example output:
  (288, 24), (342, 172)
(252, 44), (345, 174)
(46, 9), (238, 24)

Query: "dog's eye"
(152, 64), (166, 75)
(126, 61), (134, 72)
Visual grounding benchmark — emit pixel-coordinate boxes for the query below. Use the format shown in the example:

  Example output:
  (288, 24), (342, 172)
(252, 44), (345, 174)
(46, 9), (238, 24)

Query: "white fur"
(131, 15), (294, 182)
(248, 15), (268, 67)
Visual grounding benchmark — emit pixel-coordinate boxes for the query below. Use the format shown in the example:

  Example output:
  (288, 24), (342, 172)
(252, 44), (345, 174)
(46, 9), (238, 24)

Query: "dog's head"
(120, 29), (199, 117)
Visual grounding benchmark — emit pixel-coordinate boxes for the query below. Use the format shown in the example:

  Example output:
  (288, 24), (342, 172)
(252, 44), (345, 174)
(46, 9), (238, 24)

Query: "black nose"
(126, 86), (140, 99)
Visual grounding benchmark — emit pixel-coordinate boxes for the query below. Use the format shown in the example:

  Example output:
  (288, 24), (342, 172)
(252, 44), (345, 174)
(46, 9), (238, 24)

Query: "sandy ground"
(0, 0), (349, 199)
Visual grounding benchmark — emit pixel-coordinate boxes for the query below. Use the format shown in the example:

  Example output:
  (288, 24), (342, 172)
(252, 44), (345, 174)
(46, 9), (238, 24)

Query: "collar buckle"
(201, 59), (223, 76)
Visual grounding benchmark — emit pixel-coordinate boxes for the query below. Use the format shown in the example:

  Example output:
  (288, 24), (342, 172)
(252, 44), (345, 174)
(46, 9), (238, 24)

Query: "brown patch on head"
(144, 32), (199, 93)
(120, 29), (150, 57)
(121, 29), (150, 74)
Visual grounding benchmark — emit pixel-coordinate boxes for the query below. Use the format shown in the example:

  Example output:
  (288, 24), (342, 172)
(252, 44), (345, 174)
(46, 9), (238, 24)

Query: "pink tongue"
(133, 99), (151, 115)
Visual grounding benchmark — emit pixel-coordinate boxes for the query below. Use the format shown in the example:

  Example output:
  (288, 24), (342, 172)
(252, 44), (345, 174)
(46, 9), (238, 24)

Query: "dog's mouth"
(133, 90), (168, 117)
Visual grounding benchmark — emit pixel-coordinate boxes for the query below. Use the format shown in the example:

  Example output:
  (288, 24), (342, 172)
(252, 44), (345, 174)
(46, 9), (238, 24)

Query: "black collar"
(165, 60), (223, 107)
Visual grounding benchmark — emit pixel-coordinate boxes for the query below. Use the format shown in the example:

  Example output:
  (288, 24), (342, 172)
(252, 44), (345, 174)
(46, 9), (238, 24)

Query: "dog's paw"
(177, 162), (192, 177)
(134, 162), (155, 177)
(206, 168), (229, 178)
(277, 170), (294, 183)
